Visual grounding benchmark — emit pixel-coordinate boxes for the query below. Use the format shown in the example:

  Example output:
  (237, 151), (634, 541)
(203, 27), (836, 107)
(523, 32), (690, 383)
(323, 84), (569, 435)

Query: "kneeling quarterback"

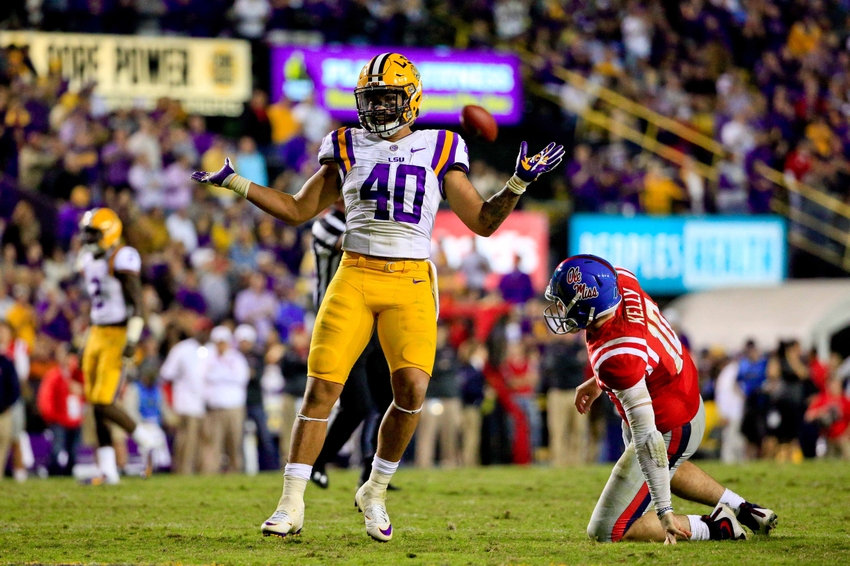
(78, 208), (162, 483)
(193, 52), (564, 541)
(544, 255), (777, 543)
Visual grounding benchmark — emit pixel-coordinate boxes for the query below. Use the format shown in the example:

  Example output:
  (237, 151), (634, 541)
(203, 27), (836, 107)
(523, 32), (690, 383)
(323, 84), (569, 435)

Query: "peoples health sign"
(569, 215), (787, 294)
(270, 46), (522, 124)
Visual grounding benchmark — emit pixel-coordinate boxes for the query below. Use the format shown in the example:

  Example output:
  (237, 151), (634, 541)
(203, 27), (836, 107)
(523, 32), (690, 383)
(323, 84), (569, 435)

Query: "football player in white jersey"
(78, 208), (161, 484)
(193, 52), (565, 541)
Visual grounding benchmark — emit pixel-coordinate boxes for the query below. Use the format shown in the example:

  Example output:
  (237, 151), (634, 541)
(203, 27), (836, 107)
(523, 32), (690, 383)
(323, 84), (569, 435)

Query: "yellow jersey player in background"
(192, 52), (565, 541)
(78, 208), (162, 484)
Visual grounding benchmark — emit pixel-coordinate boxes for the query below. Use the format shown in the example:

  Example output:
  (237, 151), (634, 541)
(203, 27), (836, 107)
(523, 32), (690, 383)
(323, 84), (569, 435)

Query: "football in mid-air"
(460, 105), (498, 142)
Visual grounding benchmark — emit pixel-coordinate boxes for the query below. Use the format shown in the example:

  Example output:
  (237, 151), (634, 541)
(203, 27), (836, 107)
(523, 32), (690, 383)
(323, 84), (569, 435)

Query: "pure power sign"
(0, 31), (251, 116)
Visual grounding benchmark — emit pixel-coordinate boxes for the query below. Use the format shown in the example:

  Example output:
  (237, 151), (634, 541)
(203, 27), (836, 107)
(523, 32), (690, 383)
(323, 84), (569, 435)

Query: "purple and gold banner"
(271, 46), (522, 124)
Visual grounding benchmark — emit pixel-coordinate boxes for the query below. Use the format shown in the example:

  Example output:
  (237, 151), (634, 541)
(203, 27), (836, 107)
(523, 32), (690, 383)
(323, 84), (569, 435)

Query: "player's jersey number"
(644, 299), (684, 373)
(89, 276), (105, 310)
(360, 163), (426, 224)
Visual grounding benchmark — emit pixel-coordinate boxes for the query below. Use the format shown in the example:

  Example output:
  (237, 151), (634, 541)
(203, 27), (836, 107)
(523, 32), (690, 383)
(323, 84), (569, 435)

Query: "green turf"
(1, 460), (849, 565)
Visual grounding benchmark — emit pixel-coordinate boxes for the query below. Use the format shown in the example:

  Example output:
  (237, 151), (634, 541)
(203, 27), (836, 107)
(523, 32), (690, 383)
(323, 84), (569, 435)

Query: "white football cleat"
(132, 423), (165, 478)
(736, 501), (778, 535)
(261, 502), (304, 538)
(355, 481), (393, 542)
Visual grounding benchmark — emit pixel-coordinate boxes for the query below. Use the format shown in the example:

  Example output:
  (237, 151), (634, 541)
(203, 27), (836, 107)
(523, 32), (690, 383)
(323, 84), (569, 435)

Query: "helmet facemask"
(81, 226), (105, 255)
(544, 287), (582, 335)
(355, 85), (413, 138)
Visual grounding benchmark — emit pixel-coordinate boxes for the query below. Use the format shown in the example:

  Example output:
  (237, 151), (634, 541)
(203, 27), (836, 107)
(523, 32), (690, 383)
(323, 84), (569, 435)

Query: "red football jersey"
(585, 268), (700, 433)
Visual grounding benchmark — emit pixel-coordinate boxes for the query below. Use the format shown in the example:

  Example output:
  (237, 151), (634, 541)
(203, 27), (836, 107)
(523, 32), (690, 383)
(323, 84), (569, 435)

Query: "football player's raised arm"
(613, 378), (674, 520)
(444, 141), (565, 237)
(192, 158), (341, 226)
(443, 168), (520, 237)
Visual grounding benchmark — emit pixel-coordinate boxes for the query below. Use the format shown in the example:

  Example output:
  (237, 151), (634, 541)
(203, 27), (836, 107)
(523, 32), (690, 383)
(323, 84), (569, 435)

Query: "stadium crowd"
(2, 0), (850, 480)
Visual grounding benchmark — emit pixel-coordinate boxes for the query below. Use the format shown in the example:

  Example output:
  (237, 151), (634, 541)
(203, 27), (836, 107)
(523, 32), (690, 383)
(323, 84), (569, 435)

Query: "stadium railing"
(521, 51), (850, 274)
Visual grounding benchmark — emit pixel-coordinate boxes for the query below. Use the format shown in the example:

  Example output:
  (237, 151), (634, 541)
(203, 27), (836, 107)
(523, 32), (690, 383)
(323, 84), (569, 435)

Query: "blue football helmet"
(544, 254), (622, 334)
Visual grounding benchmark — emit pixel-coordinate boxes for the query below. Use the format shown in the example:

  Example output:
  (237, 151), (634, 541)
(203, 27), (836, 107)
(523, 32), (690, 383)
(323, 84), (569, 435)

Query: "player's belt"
(93, 321), (127, 328)
(342, 251), (428, 273)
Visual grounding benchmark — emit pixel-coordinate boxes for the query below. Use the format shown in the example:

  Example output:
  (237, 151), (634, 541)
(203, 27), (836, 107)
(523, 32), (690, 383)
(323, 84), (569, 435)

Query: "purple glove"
(514, 141), (566, 184)
(191, 157), (236, 187)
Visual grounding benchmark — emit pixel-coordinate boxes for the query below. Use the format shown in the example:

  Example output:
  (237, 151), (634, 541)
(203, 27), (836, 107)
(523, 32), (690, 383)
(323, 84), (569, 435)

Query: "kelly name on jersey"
(319, 127), (469, 259)
(80, 246), (141, 326)
(586, 268), (700, 433)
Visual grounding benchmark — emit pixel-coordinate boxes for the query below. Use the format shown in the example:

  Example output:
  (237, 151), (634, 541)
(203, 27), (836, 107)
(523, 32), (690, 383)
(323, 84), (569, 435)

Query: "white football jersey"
(80, 246), (141, 325)
(319, 127), (469, 259)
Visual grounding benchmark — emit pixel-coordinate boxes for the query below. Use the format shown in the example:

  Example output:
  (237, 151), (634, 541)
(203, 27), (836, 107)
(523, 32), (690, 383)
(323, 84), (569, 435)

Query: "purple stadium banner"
(271, 46), (523, 125)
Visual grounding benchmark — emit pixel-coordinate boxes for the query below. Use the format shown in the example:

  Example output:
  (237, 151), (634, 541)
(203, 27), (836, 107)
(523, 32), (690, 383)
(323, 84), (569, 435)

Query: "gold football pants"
(82, 325), (127, 405)
(308, 252), (437, 384)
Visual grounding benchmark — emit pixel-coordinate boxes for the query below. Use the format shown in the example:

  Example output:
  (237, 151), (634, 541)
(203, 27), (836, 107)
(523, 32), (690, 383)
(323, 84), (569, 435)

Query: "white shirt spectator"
(720, 117), (756, 159)
(292, 100), (332, 144)
(162, 159), (194, 211)
(166, 211), (199, 253)
(493, 0), (530, 40)
(205, 346), (251, 409)
(233, 0), (271, 39)
(160, 338), (210, 418)
(622, 11), (652, 60)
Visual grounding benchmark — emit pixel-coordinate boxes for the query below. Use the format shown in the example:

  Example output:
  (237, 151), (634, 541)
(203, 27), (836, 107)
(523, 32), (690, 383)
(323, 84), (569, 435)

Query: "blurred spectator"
(459, 247), (490, 299)
(236, 323), (277, 471)
(36, 343), (84, 476)
(162, 155), (196, 212)
(415, 323), (462, 468)
(0, 323), (21, 479)
(235, 272), (278, 343)
(764, 340), (810, 462)
(458, 339), (487, 467)
(739, 339), (769, 458)
(235, 136), (269, 187)
(292, 93), (332, 145)
(503, 341), (541, 454)
(805, 377), (850, 459)
(165, 208), (199, 253)
(201, 326), (250, 474)
(498, 256), (535, 305)
(159, 319), (212, 475)
(278, 324), (308, 466)
(543, 332), (589, 467)
(233, 0), (271, 39)
(715, 356), (746, 464)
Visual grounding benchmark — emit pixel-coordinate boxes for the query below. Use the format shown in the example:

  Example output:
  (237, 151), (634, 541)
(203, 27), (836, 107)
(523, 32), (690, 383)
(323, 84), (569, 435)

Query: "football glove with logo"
(507, 141), (565, 194)
(191, 157), (252, 198)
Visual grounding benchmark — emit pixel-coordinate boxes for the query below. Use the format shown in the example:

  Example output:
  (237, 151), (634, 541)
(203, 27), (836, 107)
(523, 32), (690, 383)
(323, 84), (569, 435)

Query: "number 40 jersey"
(586, 268), (701, 434)
(319, 127), (469, 260)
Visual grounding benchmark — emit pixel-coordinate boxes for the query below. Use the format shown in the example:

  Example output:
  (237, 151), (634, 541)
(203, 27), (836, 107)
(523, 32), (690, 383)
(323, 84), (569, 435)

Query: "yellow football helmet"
(79, 207), (123, 253)
(355, 53), (422, 138)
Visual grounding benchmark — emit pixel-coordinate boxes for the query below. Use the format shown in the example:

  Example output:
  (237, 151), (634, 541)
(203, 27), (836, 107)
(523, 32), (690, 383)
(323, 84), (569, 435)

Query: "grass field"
(2, 460), (849, 565)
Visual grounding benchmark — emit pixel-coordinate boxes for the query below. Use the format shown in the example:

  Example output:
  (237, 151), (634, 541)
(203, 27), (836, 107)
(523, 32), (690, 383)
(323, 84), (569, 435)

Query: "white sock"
(369, 456), (399, 489)
(132, 423), (154, 448)
(719, 489), (745, 513)
(284, 463), (312, 481)
(96, 446), (120, 482)
(687, 515), (710, 541)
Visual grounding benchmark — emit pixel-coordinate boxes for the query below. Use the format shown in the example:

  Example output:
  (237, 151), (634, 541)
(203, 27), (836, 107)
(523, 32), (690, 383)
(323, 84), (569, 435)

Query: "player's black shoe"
(702, 504), (747, 540)
(311, 469), (329, 489)
(736, 501), (778, 535)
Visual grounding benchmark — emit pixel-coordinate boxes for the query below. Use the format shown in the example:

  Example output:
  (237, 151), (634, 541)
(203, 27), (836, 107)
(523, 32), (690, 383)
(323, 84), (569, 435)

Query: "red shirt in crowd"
(806, 392), (850, 439)
(37, 363), (85, 429)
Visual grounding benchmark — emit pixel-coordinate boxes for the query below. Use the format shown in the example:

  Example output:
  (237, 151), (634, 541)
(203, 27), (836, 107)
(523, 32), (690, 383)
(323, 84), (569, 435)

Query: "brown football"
(460, 105), (498, 142)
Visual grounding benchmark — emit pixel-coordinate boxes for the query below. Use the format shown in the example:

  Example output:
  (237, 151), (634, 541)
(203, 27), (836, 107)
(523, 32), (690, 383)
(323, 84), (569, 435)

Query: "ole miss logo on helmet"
(567, 266), (599, 299)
